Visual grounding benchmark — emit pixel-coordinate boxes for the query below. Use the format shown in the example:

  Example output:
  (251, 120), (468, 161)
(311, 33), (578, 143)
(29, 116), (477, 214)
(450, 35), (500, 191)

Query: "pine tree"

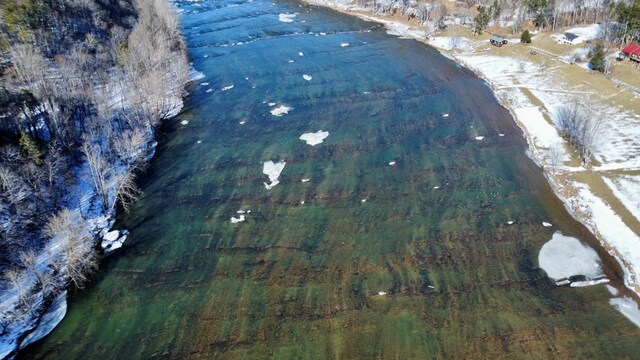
(589, 43), (607, 72)
(521, 30), (532, 43)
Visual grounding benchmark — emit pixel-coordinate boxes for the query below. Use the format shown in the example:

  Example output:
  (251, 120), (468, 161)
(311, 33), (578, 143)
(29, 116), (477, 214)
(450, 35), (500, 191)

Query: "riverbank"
(303, 0), (640, 303)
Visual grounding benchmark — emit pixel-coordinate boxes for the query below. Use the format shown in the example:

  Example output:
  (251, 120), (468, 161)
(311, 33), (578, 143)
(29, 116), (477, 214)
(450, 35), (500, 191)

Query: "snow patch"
(610, 297), (640, 328)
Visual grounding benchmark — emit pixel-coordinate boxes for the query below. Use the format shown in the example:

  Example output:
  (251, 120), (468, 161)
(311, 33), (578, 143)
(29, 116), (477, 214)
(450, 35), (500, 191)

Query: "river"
(20, 0), (640, 358)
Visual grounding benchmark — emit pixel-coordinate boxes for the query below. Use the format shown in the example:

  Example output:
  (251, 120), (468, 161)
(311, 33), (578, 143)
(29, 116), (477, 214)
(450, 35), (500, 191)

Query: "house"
(621, 43), (640, 62)
(561, 32), (579, 45)
(489, 35), (508, 47)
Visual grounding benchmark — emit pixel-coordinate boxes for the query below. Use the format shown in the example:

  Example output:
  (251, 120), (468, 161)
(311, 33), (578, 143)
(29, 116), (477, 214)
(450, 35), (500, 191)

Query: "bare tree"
(4, 268), (29, 307)
(555, 103), (603, 164)
(82, 142), (111, 208)
(0, 165), (30, 205)
(115, 170), (142, 213)
(547, 143), (564, 172)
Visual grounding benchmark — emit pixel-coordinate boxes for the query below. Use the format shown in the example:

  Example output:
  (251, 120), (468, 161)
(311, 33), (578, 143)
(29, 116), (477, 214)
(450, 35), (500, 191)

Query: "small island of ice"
(271, 105), (291, 116)
(538, 232), (605, 285)
(278, 13), (296, 22)
(303, 74), (312, 81)
(299, 130), (329, 146)
(263, 160), (286, 189)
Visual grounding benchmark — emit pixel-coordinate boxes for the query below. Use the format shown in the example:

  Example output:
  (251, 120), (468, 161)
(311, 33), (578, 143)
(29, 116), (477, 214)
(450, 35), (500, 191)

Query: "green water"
(22, 0), (640, 358)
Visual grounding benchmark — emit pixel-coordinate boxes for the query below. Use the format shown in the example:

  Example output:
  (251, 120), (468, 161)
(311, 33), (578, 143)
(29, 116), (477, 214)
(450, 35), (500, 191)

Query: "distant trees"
(616, 0), (640, 42)
(555, 103), (602, 164)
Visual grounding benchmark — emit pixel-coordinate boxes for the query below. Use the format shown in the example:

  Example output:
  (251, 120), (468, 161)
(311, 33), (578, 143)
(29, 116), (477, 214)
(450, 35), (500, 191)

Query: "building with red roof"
(621, 43), (640, 62)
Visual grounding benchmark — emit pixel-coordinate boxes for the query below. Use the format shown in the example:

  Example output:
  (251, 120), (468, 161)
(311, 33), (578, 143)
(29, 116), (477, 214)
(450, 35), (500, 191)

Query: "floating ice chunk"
(263, 160), (286, 189)
(197, 140), (202, 144)
(231, 215), (245, 223)
(542, 222), (552, 227)
(570, 278), (609, 287)
(245, 77), (249, 80)
(433, 186), (440, 189)
(237, 210), (246, 214)
(300, 201), (305, 204)
(303, 74), (312, 81)
(378, 291), (387, 296)
(103, 230), (119, 242)
(221, 85), (234, 91)
(268, 102), (276, 106)
(181, 120), (189, 125)
(278, 13), (296, 22)
(361, 199), (367, 203)
(239, 121), (246, 125)
(320, 32), (327, 35)
(606, 285), (619, 295)
(442, 113), (449, 117)
(271, 105), (291, 116)
(610, 297), (640, 328)
(475, 136), (485, 141)
(341, 43), (350, 47)
(204, 55), (208, 58)
(301, 178), (310, 182)
(298, 52), (304, 56)
(299, 130), (329, 146)
(498, 133), (505, 137)
(288, 60), (294, 63)
(200, 82), (209, 86)
(507, 220), (514, 225)
(206, 88), (213, 93)
(427, 285), (435, 289)
(389, 161), (396, 166)
(538, 232), (605, 283)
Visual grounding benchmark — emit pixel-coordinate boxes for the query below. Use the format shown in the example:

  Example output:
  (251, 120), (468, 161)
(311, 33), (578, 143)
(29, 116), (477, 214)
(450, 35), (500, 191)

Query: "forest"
(0, 0), (189, 355)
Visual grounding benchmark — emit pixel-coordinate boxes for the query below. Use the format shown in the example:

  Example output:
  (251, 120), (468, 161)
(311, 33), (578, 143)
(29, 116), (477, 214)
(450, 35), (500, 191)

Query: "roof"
(564, 32), (579, 41)
(490, 35), (504, 42)
(622, 43), (640, 56)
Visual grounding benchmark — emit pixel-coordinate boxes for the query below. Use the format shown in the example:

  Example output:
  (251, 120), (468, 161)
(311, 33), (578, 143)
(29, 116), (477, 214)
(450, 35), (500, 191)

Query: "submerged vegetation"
(0, 0), (189, 355)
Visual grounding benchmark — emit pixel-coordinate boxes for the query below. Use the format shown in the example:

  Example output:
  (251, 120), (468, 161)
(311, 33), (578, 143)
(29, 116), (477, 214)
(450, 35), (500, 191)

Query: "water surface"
(22, 0), (640, 358)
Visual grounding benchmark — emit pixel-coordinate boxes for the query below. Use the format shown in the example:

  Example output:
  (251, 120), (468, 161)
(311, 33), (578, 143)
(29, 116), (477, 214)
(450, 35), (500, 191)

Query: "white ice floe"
(278, 13), (297, 22)
(231, 215), (245, 223)
(288, 60), (295, 63)
(181, 120), (189, 125)
(263, 160), (286, 189)
(301, 178), (310, 182)
(610, 297), (640, 328)
(299, 130), (329, 146)
(340, 43), (350, 47)
(606, 285), (619, 296)
(361, 199), (367, 203)
(237, 210), (246, 214)
(206, 89), (213, 93)
(498, 133), (505, 137)
(221, 85), (234, 91)
(239, 121), (246, 125)
(538, 232), (604, 283)
(268, 102), (277, 106)
(298, 52), (304, 56)
(433, 186), (439, 189)
(442, 113), (449, 117)
(542, 222), (552, 227)
(389, 161), (396, 166)
(378, 291), (387, 296)
(197, 140), (202, 144)
(300, 201), (305, 204)
(103, 230), (119, 242)
(271, 105), (291, 116)
(200, 82), (209, 86)
(302, 74), (312, 81)
(475, 136), (484, 141)
(507, 221), (514, 225)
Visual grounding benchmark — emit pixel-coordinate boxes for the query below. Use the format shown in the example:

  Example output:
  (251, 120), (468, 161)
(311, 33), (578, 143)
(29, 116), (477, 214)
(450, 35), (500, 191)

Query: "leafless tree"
(4, 268), (29, 307)
(82, 142), (111, 208)
(0, 165), (30, 205)
(547, 143), (564, 172)
(555, 103), (603, 164)
(115, 170), (142, 213)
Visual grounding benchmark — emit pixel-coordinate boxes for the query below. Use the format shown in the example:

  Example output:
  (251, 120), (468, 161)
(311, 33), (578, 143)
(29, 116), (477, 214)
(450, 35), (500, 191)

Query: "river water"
(21, 0), (640, 358)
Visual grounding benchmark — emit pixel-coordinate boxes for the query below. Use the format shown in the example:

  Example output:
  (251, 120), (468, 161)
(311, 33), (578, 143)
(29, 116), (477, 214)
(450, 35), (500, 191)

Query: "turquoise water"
(21, 0), (640, 358)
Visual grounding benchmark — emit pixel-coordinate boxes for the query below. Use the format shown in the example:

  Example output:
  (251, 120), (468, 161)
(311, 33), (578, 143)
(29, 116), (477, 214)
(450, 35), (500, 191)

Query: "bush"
(521, 30), (532, 43)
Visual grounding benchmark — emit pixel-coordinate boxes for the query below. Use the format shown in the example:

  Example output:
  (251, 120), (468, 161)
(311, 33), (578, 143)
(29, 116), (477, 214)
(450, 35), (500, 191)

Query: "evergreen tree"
(18, 131), (43, 165)
(474, 6), (490, 35)
(589, 43), (607, 72)
(521, 30), (532, 43)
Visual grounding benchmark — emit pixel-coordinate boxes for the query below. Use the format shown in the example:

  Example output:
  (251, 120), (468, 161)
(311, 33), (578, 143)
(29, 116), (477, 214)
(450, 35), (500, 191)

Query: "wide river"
(22, 0), (640, 358)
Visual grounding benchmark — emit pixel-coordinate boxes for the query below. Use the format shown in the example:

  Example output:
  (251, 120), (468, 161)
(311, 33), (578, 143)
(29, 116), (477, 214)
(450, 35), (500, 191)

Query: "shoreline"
(302, 0), (640, 301)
